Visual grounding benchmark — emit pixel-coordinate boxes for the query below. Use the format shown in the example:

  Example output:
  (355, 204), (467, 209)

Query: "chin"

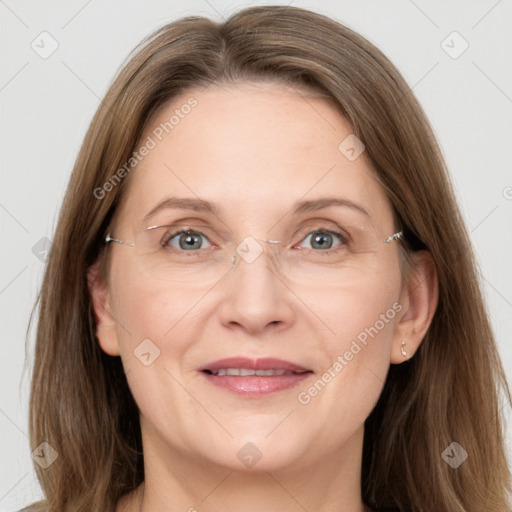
(187, 427), (314, 473)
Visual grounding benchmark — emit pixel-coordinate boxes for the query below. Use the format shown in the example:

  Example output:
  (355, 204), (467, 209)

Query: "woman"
(26, 5), (511, 512)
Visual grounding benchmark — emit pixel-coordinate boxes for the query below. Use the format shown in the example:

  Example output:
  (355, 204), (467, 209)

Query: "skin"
(90, 82), (438, 512)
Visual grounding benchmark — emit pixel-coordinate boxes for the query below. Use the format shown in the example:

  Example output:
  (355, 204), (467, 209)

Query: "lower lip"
(201, 372), (312, 396)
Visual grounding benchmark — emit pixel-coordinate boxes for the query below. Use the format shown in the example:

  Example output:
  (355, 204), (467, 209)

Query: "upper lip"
(199, 357), (311, 373)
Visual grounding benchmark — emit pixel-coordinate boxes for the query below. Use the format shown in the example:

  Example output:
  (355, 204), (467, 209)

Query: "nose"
(217, 237), (295, 336)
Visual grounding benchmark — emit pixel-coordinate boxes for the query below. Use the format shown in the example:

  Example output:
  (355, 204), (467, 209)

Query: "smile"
(200, 357), (313, 396)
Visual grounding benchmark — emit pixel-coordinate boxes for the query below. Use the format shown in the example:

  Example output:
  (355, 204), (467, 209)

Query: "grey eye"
(300, 230), (342, 250)
(168, 230), (210, 250)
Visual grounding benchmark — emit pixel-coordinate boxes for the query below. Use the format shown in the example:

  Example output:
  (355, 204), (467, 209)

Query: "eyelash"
(160, 227), (350, 256)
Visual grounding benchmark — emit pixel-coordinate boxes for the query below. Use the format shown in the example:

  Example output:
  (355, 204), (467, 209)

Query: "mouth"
(204, 368), (303, 376)
(199, 357), (313, 396)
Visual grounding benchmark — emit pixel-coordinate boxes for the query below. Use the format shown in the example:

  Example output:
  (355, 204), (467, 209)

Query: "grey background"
(1, 0), (511, 509)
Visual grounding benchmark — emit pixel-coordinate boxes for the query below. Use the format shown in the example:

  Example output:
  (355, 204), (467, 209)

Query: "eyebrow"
(143, 197), (220, 221)
(143, 196), (370, 221)
(293, 197), (370, 217)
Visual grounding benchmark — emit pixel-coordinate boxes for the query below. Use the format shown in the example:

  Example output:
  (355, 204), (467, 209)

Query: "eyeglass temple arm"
(384, 231), (403, 244)
(105, 233), (135, 247)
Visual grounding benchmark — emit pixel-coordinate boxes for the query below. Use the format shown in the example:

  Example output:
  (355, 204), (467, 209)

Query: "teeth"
(210, 368), (295, 377)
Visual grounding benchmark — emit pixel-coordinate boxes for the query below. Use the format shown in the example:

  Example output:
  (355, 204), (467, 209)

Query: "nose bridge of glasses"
(232, 236), (283, 267)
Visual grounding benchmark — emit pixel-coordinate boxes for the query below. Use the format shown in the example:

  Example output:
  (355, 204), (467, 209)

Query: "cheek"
(332, 284), (399, 353)
(299, 260), (402, 407)
(108, 273), (205, 432)
(308, 258), (402, 348)
(110, 247), (208, 333)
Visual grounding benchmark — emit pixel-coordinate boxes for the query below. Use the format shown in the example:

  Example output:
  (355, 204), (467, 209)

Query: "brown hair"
(26, 5), (511, 511)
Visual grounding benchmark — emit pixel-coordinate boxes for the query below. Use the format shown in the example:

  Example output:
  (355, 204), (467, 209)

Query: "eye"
(298, 230), (345, 250)
(164, 229), (212, 251)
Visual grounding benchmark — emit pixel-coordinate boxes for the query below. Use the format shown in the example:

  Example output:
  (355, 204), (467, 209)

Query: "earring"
(400, 341), (407, 357)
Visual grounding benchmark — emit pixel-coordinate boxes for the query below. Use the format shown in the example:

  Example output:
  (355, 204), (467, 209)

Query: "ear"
(87, 260), (121, 356)
(391, 250), (439, 363)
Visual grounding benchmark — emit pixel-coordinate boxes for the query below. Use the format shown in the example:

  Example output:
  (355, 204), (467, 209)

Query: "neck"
(119, 426), (368, 512)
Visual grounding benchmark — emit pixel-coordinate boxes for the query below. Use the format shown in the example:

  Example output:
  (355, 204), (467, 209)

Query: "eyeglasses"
(105, 222), (403, 286)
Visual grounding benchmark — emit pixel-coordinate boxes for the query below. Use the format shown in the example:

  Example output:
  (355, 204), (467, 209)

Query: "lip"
(200, 357), (310, 373)
(199, 357), (313, 397)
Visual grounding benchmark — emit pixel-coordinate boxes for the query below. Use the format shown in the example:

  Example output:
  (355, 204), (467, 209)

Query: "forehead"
(117, 82), (394, 230)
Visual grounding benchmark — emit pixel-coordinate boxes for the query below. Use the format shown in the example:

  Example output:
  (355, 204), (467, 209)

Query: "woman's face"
(98, 82), (407, 473)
